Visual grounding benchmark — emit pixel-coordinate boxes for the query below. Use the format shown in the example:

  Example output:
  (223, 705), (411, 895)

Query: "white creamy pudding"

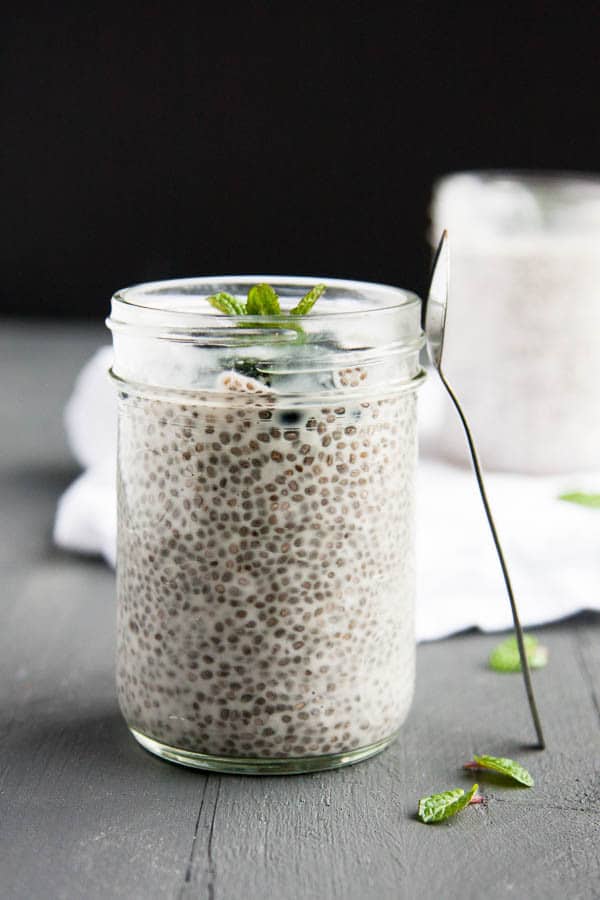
(116, 380), (416, 758)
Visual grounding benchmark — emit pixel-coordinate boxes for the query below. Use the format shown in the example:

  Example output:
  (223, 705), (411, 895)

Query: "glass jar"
(107, 276), (425, 774)
(430, 171), (600, 474)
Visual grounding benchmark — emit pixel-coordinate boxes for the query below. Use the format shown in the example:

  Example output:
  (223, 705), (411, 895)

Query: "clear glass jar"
(107, 276), (425, 774)
(430, 171), (600, 474)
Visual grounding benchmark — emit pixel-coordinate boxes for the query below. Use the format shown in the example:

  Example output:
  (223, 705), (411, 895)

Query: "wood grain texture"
(1, 322), (599, 900)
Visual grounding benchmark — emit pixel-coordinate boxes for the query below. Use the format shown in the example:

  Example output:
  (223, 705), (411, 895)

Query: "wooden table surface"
(1, 321), (599, 900)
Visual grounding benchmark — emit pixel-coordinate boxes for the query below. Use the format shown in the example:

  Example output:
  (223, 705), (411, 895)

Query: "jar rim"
(109, 275), (420, 328)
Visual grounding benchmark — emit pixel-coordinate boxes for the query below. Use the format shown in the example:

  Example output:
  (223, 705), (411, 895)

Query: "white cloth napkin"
(54, 348), (600, 641)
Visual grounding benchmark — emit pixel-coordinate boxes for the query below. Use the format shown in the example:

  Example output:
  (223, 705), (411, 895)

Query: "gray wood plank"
(0, 559), (204, 900)
(1, 321), (599, 900)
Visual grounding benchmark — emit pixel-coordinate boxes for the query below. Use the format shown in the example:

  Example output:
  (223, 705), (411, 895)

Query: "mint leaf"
(559, 492), (600, 509)
(418, 783), (480, 824)
(290, 283), (326, 316)
(246, 283), (281, 315)
(207, 292), (247, 315)
(489, 635), (548, 673)
(465, 755), (534, 787)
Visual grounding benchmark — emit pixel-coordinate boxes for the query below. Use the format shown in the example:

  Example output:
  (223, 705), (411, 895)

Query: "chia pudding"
(108, 277), (424, 772)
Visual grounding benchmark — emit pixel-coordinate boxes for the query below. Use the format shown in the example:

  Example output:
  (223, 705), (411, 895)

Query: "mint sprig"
(206, 282), (326, 319)
(464, 754), (534, 787)
(559, 491), (600, 509)
(489, 634), (548, 673)
(418, 783), (480, 824)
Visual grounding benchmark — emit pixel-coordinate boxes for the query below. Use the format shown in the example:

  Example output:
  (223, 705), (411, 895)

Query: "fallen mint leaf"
(290, 283), (326, 316)
(246, 283), (281, 315)
(206, 292), (247, 315)
(465, 755), (534, 787)
(559, 492), (600, 509)
(418, 783), (480, 824)
(489, 634), (548, 673)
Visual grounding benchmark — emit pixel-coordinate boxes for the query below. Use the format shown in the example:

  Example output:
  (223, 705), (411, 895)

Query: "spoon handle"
(439, 369), (546, 750)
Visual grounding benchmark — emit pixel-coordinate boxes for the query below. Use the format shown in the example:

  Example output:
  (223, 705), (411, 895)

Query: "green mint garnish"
(489, 634), (548, 673)
(290, 283), (326, 316)
(464, 755), (534, 787)
(206, 282), (326, 319)
(417, 783), (480, 824)
(559, 491), (600, 509)
(206, 292), (247, 315)
(246, 283), (281, 316)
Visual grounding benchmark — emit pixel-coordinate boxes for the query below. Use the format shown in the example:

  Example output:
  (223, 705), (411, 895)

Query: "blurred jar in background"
(429, 171), (600, 474)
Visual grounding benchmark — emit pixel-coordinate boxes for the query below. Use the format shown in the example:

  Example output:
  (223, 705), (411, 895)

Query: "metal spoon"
(424, 230), (546, 750)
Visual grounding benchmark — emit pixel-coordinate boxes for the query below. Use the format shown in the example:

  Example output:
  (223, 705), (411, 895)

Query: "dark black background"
(3, 2), (599, 318)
